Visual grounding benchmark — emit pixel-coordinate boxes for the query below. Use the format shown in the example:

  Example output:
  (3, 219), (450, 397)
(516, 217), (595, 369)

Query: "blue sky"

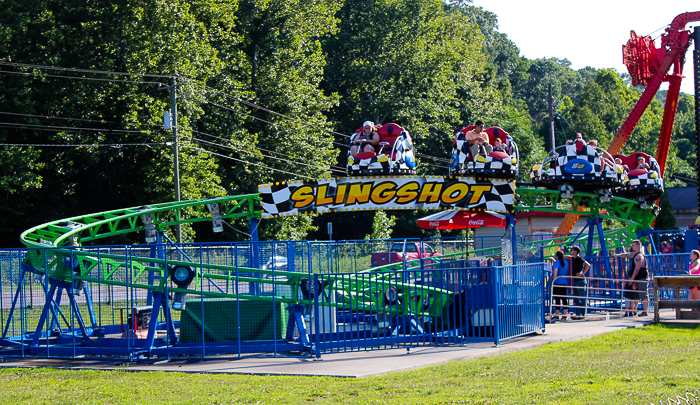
(472, 0), (699, 95)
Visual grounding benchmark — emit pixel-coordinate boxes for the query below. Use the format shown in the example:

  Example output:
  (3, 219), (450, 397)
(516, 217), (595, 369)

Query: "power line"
(201, 98), (354, 151)
(0, 115), (346, 173)
(670, 174), (697, 183)
(0, 69), (164, 85)
(0, 121), (148, 134)
(0, 61), (178, 79)
(187, 134), (346, 175)
(0, 142), (166, 148)
(203, 97), (452, 164)
(189, 127), (342, 169)
(1, 62), (452, 169)
(183, 144), (317, 180)
(0, 111), (122, 125)
(201, 87), (353, 139)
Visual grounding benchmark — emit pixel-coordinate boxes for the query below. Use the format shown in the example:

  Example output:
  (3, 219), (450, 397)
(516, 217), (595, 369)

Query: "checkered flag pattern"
(627, 172), (660, 187)
(347, 131), (415, 175)
(451, 132), (518, 177)
(259, 182), (298, 216)
(554, 143), (602, 175)
(531, 141), (623, 183)
(453, 133), (470, 168)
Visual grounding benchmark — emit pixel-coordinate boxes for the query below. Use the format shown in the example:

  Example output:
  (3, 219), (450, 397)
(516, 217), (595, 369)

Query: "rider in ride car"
(633, 154), (650, 170)
(465, 120), (492, 160)
(350, 121), (380, 158)
(615, 158), (629, 172)
(492, 137), (505, 152)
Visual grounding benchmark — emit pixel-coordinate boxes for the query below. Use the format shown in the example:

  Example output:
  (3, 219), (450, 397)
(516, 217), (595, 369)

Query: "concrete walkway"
(0, 310), (694, 378)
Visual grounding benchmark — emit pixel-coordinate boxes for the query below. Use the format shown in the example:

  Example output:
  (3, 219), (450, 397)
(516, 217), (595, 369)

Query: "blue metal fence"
(1, 242), (545, 360)
(544, 252), (692, 317)
(493, 263), (546, 344)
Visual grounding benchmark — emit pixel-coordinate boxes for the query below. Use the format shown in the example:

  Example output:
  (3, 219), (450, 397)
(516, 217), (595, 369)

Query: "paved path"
(0, 310), (694, 378)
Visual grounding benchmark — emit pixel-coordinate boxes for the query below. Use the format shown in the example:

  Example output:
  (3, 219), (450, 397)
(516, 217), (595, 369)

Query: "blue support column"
(635, 228), (657, 254)
(147, 233), (165, 306)
(595, 218), (613, 283)
(249, 218), (260, 296)
(506, 214), (517, 261)
(143, 292), (178, 352)
(46, 281), (66, 336)
(586, 218), (595, 258)
(2, 270), (26, 340)
(31, 281), (58, 347)
(685, 229), (698, 254)
(31, 279), (90, 346)
(66, 289), (91, 344)
(82, 284), (98, 331)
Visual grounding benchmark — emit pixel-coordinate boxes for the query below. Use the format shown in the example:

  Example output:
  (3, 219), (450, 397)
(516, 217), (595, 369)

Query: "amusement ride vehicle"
(555, 11), (700, 234)
(449, 126), (519, 178)
(529, 136), (625, 202)
(612, 151), (664, 207)
(346, 122), (416, 175)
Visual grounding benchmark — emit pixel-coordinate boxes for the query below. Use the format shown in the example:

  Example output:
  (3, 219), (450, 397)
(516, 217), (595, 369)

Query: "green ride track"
(15, 185), (658, 324)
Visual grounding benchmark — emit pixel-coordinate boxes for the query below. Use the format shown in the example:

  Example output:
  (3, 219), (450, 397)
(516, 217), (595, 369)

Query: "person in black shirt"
(350, 121), (380, 157)
(564, 246), (590, 319)
(614, 240), (649, 317)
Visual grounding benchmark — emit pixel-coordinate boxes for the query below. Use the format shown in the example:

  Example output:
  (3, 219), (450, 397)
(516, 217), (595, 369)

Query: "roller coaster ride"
(2, 165), (658, 357)
(2, 12), (697, 360)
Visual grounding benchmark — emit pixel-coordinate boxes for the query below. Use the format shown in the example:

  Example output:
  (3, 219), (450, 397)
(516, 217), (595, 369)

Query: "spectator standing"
(564, 246), (590, 320)
(688, 250), (700, 306)
(551, 250), (570, 320)
(615, 240), (649, 317)
(660, 241), (673, 254)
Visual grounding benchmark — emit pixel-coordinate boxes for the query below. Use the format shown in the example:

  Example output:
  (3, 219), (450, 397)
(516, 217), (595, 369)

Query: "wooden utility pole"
(548, 84), (555, 150)
(159, 78), (184, 243)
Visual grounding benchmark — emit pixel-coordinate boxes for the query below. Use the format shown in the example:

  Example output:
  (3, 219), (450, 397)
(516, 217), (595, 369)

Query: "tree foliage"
(0, 0), (694, 246)
(367, 210), (396, 240)
(654, 190), (677, 231)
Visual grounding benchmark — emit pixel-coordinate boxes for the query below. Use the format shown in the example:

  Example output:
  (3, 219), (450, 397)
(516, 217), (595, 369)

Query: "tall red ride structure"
(557, 12), (700, 235)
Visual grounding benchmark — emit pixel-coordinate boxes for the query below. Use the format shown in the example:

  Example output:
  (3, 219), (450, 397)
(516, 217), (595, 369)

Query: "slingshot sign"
(259, 176), (515, 217)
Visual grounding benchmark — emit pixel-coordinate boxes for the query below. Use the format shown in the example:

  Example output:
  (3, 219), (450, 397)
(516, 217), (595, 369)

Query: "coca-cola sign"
(429, 221), (441, 227)
(468, 219), (485, 226)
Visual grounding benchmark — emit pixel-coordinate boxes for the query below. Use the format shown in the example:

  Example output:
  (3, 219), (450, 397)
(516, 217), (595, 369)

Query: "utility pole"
(548, 84), (555, 150)
(159, 78), (184, 243)
(694, 27), (700, 221)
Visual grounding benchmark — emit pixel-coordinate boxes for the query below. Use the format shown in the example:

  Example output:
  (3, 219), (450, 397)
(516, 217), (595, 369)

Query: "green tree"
(213, 0), (342, 241)
(0, 0), (239, 245)
(367, 210), (396, 240)
(654, 190), (677, 230)
(510, 57), (587, 124)
(322, 0), (499, 175)
(446, 3), (521, 82)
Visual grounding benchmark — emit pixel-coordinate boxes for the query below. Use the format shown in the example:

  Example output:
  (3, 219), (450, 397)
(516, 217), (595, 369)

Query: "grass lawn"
(1, 324), (699, 404)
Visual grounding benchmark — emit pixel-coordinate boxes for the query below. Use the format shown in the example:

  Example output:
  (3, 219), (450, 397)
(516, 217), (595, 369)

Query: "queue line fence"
(0, 243), (545, 360)
(544, 253), (692, 318)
